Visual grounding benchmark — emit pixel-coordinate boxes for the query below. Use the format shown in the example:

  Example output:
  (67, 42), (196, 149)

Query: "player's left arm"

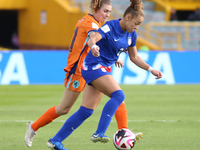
(115, 59), (124, 68)
(127, 46), (162, 79)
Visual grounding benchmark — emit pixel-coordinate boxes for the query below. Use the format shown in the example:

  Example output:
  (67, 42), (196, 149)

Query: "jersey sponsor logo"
(73, 80), (80, 89)
(92, 22), (99, 29)
(101, 25), (110, 33)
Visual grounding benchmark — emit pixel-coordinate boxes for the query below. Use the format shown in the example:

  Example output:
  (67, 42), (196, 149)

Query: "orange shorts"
(64, 72), (86, 92)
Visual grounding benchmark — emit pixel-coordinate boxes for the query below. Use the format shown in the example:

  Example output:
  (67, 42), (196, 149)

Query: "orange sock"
(31, 106), (59, 131)
(115, 102), (128, 129)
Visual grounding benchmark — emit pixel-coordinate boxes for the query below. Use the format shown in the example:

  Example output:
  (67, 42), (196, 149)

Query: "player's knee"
(111, 90), (125, 105)
(56, 105), (71, 116)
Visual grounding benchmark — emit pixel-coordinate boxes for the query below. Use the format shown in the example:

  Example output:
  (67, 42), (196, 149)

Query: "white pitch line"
(0, 120), (199, 123)
(127, 120), (179, 122)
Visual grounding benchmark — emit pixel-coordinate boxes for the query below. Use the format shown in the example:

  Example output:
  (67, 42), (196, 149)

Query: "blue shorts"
(81, 68), (110, 85)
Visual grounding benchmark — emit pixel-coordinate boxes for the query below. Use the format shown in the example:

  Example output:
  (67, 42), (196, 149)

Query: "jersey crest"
(73, 80), (80, 89)
(128, 37), (132, 45)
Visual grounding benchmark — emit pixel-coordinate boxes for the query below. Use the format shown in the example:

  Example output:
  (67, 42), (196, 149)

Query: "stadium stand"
(0, 0), (200, 50)
(110, 0), (200, 51)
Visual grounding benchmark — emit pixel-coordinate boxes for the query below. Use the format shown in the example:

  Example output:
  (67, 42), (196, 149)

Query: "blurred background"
(0, 0), (200, 85)
(0, 0), (200, 50)
(1, 2), (199, 149)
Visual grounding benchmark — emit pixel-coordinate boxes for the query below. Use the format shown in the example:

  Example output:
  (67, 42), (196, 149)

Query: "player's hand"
(91, 45), (100, 57)
(115, 59), (124, 68)
(151, 69), (163, 79)
(124, 48), (128, 54)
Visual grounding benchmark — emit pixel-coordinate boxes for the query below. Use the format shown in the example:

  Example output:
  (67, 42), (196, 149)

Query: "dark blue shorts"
(81, 68), (110, 85)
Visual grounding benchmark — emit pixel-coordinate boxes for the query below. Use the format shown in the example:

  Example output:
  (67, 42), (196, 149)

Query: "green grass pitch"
(0, 84), (200, 150)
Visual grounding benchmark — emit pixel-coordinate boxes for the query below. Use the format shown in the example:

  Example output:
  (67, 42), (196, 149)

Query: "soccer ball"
(113, 129), (136, 150)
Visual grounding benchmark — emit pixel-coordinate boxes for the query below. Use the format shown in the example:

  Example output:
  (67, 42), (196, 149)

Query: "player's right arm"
(88, 32), (96, 38)
(88, 32), (102, 57)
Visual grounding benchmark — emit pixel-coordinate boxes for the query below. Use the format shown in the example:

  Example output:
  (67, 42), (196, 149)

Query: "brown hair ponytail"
(130, 0), (143, 11)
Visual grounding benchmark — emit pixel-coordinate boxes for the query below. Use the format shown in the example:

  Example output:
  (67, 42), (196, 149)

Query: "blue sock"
(52, 106), (93, 142)
(96, 90), (125, 134)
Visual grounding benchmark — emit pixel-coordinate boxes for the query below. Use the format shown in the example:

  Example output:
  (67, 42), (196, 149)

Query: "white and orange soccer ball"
(113, 129), (136, 150)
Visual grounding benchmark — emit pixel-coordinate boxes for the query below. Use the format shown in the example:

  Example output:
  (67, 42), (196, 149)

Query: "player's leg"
(25, 88), (80, 147)
(115, 101), (128, 129)
(81, 84), (103, 110)
(90, 74), (125, 143)
(47, 84), (103, 147)
(25, 73), (84, 147)
(32, 88), (80, 130)
(47, 106), (94, 150)
(115, 101), (143, 142)
(46, 70), (122, 148)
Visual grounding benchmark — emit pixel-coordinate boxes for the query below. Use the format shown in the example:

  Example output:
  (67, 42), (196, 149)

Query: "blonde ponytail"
(123, 0), (144, 18)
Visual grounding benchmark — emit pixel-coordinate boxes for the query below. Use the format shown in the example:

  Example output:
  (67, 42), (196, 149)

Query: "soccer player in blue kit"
(47, 0), (162, 149)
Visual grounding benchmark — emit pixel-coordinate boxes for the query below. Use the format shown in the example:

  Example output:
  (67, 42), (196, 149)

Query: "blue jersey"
(82, 19), (137, 71)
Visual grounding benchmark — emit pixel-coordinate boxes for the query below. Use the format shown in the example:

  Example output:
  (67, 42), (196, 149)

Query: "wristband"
(91, 44), (98, 49)
(148, 66), (153, 72)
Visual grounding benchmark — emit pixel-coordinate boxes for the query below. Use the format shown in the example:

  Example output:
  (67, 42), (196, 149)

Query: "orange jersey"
(64, 14), (101, 76)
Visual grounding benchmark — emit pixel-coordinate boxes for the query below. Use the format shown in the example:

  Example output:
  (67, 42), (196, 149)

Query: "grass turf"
(0, 85), (200, 150)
